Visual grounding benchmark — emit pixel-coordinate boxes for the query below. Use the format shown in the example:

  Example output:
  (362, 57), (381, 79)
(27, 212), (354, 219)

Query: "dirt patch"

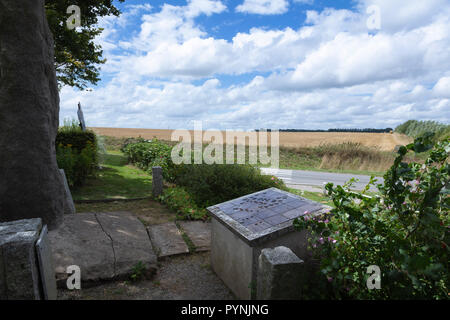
(57, 251), (235, 300)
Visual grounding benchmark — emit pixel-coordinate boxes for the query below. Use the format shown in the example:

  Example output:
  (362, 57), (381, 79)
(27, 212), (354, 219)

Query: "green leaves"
(45, 0), (125, 90)
(294, 137), (449, 299)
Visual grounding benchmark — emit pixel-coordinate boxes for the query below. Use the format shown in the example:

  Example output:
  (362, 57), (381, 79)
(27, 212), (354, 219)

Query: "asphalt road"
(260, 168), (384, 191)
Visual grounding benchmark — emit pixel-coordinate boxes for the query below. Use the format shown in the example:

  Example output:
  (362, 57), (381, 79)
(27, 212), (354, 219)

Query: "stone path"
(48, 212), (211, 286)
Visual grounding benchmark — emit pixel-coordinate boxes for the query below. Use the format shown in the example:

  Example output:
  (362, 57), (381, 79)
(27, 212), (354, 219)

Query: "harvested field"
(91, 127), (412, 151)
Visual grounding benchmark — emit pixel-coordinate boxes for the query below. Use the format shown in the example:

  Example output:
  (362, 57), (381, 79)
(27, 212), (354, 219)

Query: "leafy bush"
(121, 139), (176, 181)
(294, 136), (449, 299)
(123, 140), (288, 211)
(56, 120), (99, 187)
(158, 187), (208, 220)
(174, 163), (287, 208)
(396, 120), (449, 142)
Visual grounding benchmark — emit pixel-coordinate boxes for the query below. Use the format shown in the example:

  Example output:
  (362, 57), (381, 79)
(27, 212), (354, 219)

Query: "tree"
(45, 0), (125, 90)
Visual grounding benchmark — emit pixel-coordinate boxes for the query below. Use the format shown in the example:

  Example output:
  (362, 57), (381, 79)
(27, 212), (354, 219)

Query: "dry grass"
(91, 127), (412, 152)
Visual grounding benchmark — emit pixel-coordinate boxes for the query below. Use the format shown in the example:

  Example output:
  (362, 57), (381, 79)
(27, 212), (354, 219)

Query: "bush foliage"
(294, 136), (449, 299)
(174, 163), (287, 208)
(158, 187), (208, 220)
(121, 138), (176, 181)
(123, 139), (287, 217)
(395, 120), (449, 142)
(56, 120), (99, 187)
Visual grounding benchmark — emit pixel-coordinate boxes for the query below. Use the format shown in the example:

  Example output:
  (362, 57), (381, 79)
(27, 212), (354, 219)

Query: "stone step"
(178, 221), (211, 252)
(147, 223), (189, 258)
(48, 212), (157, 287)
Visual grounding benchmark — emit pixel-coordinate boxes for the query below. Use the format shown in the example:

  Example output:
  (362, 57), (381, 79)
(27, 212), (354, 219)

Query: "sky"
(59, 0), (450, 130)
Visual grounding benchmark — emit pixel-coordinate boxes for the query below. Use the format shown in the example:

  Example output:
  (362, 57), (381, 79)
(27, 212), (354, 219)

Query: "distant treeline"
(395, 120), (449, 141)
(255, 128), (394, 133)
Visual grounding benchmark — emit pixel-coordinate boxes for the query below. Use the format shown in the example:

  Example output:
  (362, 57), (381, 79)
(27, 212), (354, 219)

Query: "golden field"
(91, 127), (412, 152)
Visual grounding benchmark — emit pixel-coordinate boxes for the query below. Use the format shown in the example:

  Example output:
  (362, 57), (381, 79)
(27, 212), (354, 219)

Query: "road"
(260, 168), (384, 191)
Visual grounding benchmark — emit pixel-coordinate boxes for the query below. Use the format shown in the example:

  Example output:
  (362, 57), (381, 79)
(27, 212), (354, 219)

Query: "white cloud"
(60, 0), (450, 130)
(236, 0), (289, 15)
(433, 77), (450, 98)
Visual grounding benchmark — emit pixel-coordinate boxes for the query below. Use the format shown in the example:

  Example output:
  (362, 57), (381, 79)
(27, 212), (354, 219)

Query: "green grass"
(288, 188), (335, 207)
(72, 150), (152, 201)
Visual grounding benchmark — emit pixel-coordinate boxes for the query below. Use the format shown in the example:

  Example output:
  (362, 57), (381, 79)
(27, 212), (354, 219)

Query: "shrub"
(294, 136), (449, 299)
(158, 187), (208, 220)
(174, 163), (287, 208)
(121, 139), (176, 181)
(395, 120), (449, 142)
(56, 120), (99, 187)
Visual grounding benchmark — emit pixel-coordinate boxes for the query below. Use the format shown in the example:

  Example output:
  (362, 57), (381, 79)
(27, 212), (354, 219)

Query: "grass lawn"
(72, 150), (152, 201)
(288, 188), (335, 207)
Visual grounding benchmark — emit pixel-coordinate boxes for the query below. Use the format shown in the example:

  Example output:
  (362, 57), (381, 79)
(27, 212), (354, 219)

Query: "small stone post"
(152, 166), (163, 197)
(257, 246), (305, 300)
(0, 219), (43, 299)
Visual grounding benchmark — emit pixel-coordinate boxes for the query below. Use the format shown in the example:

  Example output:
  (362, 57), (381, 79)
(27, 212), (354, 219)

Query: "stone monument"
(0, 0), (64, 230)
(207, 187), (330, 299)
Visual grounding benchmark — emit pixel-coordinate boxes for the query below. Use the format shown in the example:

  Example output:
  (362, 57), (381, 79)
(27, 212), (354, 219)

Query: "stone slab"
(48, 212), (157, 286)
(48, 213), (114, 285)
(148, 223), (189, 258)
(95, 212), (157, 277)
(208, 187), (330, 245)
(179, 221), (211, 252)
(35, 225), (57, 300)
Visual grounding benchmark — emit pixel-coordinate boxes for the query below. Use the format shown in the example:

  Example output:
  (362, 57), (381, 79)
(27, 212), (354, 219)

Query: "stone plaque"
(208, 187), (327, 244)
(35, 225), (57, 300)
(77, 102), (86, 131)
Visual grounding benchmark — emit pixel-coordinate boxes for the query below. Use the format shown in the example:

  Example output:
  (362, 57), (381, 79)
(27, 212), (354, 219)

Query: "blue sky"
(60, 0), (450, 130)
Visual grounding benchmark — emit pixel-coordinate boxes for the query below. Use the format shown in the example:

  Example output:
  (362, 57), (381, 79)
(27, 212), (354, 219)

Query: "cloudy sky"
(60, 0), (450, 130)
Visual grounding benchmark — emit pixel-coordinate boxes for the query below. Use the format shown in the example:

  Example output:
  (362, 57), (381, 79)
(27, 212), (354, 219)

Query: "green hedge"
(174, 163), (287, 208)
(56, 122), (98, 187)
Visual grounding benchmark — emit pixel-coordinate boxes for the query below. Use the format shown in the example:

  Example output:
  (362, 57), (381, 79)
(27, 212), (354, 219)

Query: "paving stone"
(94, 212), (157, 278)
(179, 221), (211, 252)
(48, 213), (115, 285)
(48, 212), (157, 286)
(148, 222), (189, 258)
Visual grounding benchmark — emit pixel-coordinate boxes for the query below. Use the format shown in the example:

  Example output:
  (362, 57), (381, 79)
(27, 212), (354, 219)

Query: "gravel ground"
(58, 251), (235, 300)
